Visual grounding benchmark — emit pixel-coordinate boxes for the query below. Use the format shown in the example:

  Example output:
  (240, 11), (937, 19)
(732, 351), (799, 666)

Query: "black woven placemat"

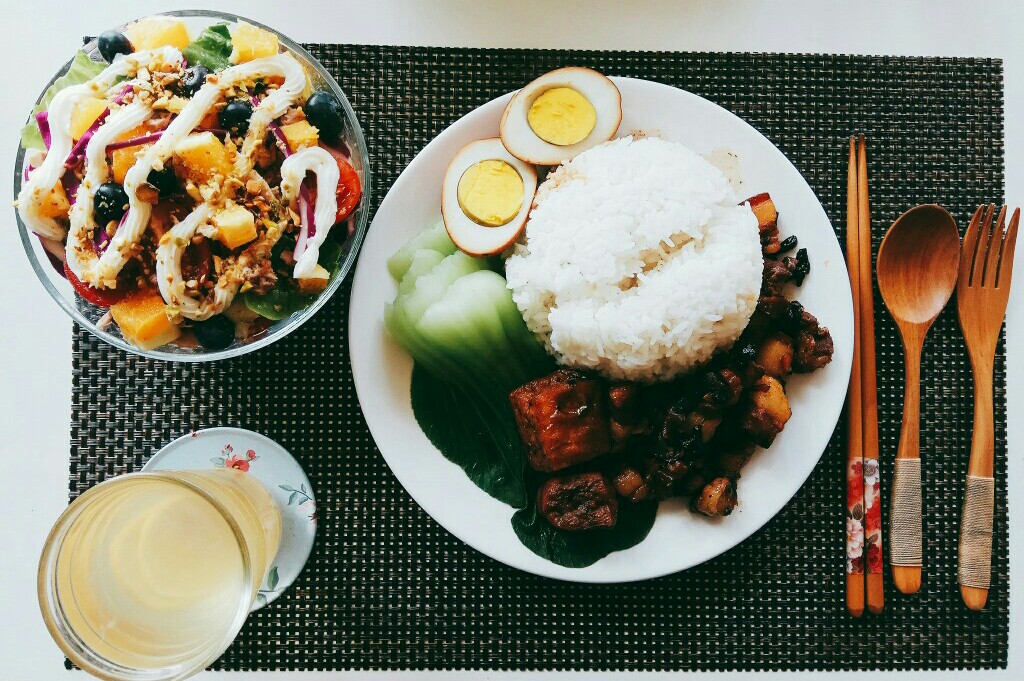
(68, 45), (1007, 671)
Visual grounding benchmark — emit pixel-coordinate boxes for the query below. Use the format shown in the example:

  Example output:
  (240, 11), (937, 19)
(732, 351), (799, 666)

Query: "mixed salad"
(17, 16), (361, 351)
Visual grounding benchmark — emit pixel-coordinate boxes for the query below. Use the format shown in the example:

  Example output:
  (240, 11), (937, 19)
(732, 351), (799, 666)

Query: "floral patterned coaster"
(142, 428), (317, 610)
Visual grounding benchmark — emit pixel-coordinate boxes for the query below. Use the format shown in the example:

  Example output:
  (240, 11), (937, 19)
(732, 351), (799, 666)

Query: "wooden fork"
(956, 204), (1019, 610)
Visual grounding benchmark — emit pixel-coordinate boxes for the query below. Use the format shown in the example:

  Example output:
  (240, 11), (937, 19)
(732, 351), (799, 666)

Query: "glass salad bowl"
(13, 9), (371, 361)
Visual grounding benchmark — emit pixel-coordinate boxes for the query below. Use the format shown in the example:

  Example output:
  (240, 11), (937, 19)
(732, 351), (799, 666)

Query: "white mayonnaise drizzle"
(25, 45), (313, 323)
(154, 204), (235, 320)
(149, 53), (308, 318)
(280, 147), (340, 279)
(65, 102), (153, 285)
(66, 52), (305, 292)
(16, 48), (181, 241)
(229, 55), (307, 174)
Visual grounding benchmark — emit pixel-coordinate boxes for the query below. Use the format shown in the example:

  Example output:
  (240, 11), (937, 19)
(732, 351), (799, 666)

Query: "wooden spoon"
(876, 204), (961, 594)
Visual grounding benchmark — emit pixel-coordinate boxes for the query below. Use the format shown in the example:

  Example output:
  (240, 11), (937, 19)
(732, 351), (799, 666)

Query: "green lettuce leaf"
(182, 24), (232, 72)
(21, 51), (106, 150)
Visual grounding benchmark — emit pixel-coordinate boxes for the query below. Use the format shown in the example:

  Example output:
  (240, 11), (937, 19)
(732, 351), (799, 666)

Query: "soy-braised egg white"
(441, 138), (537, 256)
(500, 67), (622, 166)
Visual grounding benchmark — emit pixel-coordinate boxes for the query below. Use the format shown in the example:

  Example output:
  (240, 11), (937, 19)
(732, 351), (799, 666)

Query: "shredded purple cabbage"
(268, 120), (291, 157)
(266, 118), (315, 261)
(105, 130), (165, 152)
(65, 109), (110, 168)
(195, 126), (230, 137)
(61, 172), (80, 204)
(36, 111), (51, 150)
(294, 184), (315, 260)
(105, 127), (229, 154)
(111, 84), (134, 105)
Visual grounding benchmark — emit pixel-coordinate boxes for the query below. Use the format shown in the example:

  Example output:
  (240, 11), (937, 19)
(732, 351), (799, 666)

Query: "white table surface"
(1, 1), (1021, 678)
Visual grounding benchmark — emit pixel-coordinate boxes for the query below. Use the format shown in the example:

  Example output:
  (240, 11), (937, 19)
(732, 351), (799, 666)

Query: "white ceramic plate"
(349, 77), (853, 583)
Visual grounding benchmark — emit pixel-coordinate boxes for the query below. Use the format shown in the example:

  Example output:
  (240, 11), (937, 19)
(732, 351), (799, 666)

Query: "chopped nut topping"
(136, 184), (159, 204)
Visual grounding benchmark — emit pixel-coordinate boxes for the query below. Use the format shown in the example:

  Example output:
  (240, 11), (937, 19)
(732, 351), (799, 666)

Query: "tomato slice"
(320, 143), (362, 224)
(63, 261), (132, 307)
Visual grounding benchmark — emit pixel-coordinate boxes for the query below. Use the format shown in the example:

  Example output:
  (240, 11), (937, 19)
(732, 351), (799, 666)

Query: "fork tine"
(971, 204), (996, 285)
(960, 205), (985, 287)
(982, 205), (1007, 286)
(997, 207), (1020, 289)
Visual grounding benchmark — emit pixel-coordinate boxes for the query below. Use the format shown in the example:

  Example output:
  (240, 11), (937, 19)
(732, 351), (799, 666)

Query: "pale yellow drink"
(39, 469), (281, 679)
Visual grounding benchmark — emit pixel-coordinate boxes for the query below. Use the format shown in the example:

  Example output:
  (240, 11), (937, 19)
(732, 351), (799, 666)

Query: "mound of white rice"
(505, 136), (762, 382)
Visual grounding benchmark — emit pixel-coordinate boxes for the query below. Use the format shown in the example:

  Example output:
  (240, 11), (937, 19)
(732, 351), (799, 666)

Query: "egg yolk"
(527, 87), (597, 146)
(457, 160), (524, 227)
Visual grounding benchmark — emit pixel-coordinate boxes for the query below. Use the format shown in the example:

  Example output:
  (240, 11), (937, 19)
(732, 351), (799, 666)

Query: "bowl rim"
(13, 8), (372, 362)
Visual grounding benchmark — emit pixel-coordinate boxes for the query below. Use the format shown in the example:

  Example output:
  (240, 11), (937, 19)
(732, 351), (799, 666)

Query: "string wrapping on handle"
(959, 475), (995, 588)
(890, 458), (923, 567)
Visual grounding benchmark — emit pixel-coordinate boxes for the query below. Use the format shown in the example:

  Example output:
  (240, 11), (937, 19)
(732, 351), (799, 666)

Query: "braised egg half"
(441, 138), (537, 256)
(500, 67), (622, 166)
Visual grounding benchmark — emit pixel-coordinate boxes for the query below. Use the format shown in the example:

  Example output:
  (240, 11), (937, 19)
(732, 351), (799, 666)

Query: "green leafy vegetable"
(412, 352), (658, 567)
(511, 498), (658, 568)
(387, 219), (457, 280)
(21, 51), (106, 150)
(388, 222), (664, 568)
(243, 280), (315, 321)
(386, 255), (550, 396)
(411, 363), (528, 508)
(242, 232), (346, 320)
(317, 233), (344, 272)
(182, 23), (233, 72)
(386, 220), (553, 508)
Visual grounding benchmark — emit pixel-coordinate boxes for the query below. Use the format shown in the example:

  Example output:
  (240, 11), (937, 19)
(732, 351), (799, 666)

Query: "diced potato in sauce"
(752, 375), (792, 426)
(756, 333), (795, 377)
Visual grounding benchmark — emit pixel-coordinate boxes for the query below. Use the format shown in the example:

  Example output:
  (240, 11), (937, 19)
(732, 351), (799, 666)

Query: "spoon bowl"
(876, 203), (961, 595)
(877, 204), (961, 324)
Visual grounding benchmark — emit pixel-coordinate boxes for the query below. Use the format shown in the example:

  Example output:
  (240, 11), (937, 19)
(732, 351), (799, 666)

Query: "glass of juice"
(38, 468), (282, 680)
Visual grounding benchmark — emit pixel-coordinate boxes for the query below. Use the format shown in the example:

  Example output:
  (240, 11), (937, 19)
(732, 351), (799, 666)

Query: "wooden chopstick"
(845, 137), (866, 617)
(857, 135), (885, 615)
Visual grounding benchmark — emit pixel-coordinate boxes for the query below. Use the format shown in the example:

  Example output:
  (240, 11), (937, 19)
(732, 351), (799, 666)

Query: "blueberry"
(304, 91), (344, 141)
(179, 65), (210, 97)
(94, 182), (129, 224)
(146, 166), (178, 197)
(194, 315), (235, 351)
(98, 31), (133, 63)
(219, 100), (253, 136)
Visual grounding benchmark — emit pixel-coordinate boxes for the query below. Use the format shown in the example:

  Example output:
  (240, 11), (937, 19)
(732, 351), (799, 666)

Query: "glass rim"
(13, 8), (372, 362)
(37, 471), (256, 681)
